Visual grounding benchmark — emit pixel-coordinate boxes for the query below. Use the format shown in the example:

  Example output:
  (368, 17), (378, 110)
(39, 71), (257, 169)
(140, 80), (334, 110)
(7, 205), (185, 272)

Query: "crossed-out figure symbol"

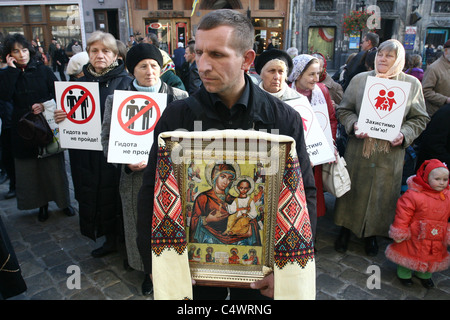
(126, 99), (152, 130)
(374, 89), (396, 112)
(66, 90), (89, 119)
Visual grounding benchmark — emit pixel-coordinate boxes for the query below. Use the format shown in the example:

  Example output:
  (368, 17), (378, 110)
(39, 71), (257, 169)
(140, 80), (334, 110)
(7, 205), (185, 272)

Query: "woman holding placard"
(101, 43), (188, 296)
(333, 39), (430, 256)
(54, 31), (132, 259)
(287, 54), (338, 218)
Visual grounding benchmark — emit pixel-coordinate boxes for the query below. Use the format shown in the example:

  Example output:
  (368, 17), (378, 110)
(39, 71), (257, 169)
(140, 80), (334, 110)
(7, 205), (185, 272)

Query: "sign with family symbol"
(54, 82), (102, 150)
(356, 76), (411, 141)
(285, 97), (335, 165)
(107, 90), (167, 164)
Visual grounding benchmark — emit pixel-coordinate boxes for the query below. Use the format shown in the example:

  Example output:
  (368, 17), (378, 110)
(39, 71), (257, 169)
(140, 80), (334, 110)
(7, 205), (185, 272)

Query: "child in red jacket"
(385, 159), (450, 288)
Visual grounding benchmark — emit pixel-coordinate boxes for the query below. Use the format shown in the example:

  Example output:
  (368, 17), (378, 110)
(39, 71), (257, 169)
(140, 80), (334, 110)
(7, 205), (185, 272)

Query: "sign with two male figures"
(107, 90), (167, 164)
(55, 82), (102, 150)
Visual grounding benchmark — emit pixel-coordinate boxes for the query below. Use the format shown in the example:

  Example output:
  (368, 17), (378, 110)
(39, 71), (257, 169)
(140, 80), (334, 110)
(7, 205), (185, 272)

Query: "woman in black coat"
(55, 31), (132, 258)
(416, 103), (450, 169)
(0, 33), (73, 221)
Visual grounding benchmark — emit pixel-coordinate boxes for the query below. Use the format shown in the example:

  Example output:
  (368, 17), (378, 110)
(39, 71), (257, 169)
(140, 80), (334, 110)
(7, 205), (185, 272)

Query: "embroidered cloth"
(151, 130), (315, 299)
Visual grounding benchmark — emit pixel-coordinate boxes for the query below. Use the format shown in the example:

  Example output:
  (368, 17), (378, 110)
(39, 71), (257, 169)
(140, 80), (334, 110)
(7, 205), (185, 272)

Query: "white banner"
(285, 97), (335, 165)
(356, 76), (411, 141)
(107, 90), (167, 164)
(54, 81), (102, 150)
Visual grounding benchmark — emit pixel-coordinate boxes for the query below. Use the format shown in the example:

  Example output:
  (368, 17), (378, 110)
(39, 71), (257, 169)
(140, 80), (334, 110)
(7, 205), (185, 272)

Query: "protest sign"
(285, 97), (335, 165)
(107, 90), (167, 164)
(356, 76), (411, 141)
(54, 82), (102, 150)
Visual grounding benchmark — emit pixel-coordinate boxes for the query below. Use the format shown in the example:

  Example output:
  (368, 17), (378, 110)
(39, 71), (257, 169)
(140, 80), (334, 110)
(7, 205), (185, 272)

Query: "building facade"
(1, 0), (449, 69)
(128, 0), (290, 56)
(289, 0), (450, 69)
(0, 0), (129, 55)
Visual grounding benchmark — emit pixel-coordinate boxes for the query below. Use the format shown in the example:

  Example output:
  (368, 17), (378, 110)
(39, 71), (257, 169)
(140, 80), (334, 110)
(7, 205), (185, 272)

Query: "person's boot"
(364, 236), (378, 256)
(417, 277), (434, 289)
(63, 206), (75, 216)
(334, 227), (351, 253)
(38, 204), (49, 222)
(141, 274), (153, 296)
(91, 234), (117, 258)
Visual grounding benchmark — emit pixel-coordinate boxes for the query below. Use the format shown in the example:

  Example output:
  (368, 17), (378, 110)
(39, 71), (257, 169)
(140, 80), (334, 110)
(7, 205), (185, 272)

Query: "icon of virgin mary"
(190, 162), (261, 246)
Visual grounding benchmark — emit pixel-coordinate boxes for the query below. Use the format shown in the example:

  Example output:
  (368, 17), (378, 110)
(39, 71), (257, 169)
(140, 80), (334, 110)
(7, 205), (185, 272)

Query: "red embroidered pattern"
(275, 155), (314, 269)
(152, 146), (187, 256)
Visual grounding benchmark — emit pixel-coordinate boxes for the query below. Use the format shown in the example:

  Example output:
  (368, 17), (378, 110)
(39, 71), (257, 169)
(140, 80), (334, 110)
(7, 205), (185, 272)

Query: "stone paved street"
(1, 152), (449, 300)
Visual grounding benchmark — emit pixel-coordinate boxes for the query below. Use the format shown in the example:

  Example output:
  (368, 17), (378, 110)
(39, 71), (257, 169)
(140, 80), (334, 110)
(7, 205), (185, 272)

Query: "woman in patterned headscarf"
(288, 54), (338, 219)
(333, 39), (430, 256)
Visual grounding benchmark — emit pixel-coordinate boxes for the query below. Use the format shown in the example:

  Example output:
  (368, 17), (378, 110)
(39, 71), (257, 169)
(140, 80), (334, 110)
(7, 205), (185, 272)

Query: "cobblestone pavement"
(1, 153), (449, 300)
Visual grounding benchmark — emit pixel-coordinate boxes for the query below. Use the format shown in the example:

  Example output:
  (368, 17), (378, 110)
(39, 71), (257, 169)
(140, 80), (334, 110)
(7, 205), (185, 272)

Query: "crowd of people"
(0, 9), (449, 300)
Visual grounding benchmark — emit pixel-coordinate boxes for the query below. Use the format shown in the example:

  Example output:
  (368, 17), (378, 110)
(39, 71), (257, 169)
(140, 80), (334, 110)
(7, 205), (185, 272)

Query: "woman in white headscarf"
(333, 39), (430, 256)
(288, 54), (338, 219)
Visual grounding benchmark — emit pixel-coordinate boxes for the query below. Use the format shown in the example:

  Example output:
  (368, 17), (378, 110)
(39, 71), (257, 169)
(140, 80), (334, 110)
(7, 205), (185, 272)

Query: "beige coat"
(422, 55), (450, 116)
(334, 71), (429, 238)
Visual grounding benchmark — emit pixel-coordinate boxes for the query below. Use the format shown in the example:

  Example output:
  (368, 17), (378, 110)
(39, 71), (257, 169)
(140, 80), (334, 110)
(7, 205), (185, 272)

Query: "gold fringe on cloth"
(362, 137), (392, 159)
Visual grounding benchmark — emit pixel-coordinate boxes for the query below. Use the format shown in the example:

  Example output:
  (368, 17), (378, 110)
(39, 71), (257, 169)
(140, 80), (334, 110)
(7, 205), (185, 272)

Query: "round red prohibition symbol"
(117, 94), (161, 136)
(60, 85), (96, 124)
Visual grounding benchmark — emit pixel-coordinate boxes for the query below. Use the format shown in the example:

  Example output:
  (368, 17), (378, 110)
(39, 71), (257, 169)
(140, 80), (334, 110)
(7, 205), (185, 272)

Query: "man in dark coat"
(342, 32), (379, 91)
(180, 42), (202, 95)
(137, 9), (316, 300)
(172, 42), (186, 76)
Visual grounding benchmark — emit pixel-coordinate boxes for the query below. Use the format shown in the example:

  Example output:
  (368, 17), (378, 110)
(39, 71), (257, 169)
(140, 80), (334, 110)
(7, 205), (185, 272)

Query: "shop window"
(0, 6), (22, 23)
(376, 0), (394, 13)
(28, 6), (43, 22)
(158, 0), (173, 10)
(0, 26), (24, 41)
(308, 27), (335, 60)
(259, 0), (274, 10)
(315, 0), (334, 11)
(433, 1), (450, 13)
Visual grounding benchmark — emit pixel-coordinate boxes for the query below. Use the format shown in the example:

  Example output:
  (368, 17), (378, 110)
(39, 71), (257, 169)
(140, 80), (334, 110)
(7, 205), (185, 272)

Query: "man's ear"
(242, 49), (256, 72)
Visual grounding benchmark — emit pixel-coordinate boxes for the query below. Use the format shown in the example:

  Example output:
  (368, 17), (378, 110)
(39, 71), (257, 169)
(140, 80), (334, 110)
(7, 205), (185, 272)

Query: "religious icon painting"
(163, 130), (289, 288)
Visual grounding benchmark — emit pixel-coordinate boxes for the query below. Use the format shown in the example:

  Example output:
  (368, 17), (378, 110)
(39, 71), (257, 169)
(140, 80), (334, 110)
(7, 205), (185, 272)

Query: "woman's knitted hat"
(66, 51), (89, 76)
(126, 43), (163, 75)
(255, 49), (293, 76)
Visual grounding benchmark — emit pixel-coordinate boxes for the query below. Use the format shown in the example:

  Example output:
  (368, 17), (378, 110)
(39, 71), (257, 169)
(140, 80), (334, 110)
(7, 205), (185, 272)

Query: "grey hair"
(286, 47), (298, 58)
(197, 9), (254, 55)
(377, 39), (401, 56)
(86, 31), (118, 55)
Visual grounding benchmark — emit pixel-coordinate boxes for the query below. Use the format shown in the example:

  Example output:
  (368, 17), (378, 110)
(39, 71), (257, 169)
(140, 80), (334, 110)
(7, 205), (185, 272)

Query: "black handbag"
(17, 111), (54, 147)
